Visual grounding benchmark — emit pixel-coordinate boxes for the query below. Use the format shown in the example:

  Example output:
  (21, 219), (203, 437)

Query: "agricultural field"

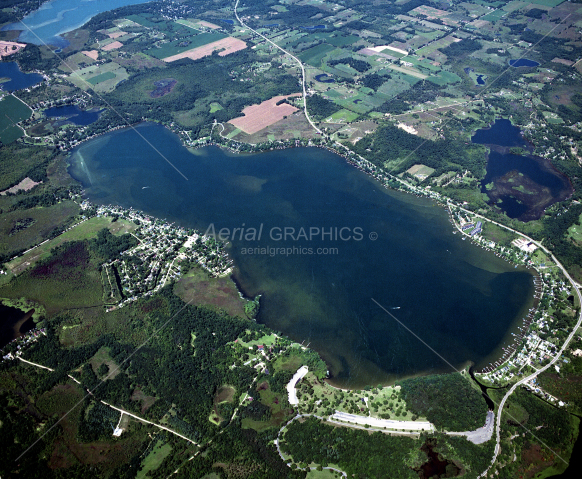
(228, 93), (301, 134)
(68, 62), (129, 93)
(146, 32), (228, 60)
(0, 95), (31, 144)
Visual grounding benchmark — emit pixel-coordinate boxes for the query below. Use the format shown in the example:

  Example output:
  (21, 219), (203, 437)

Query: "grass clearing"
(174, 266), (246, 317)
(89, 347), (120, 379)
(209, 102), (223, 113)
(325, 109), (359, 123)
(136, 441), (172, 479)
(429, 70), (462, 86)
(1, 200), (80, 263)
(307, 469), (339, 478)
(567, 214), (582, 243)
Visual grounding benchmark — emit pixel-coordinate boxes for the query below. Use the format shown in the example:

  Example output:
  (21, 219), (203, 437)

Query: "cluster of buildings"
(91, 204), (233, 310)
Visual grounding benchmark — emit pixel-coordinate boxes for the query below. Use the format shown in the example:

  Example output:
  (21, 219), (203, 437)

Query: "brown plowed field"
(163, 37), (247, 62)
(228, 94), (301, 135)
(102, 41), (123, 51)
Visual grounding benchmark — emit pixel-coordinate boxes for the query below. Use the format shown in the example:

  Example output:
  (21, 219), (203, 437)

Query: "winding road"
(233, 0), (322, 134)
(457, 205), (582, 476)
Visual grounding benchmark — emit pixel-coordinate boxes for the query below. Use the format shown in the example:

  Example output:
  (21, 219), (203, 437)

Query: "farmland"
(228, 93), (301, 134)
(0, 95), (31, 144)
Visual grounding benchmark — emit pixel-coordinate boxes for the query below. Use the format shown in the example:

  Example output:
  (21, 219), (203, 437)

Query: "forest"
(397, 373), (488, 431)
(349, 123), (487, 178)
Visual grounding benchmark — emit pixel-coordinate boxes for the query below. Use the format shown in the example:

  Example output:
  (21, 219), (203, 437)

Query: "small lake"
(68, 123), (536, 388)
(44, 104), (101, 126)
(472, 119), (572, 221)
(0, 303), (35, 349)
(0, 62), (44, 91)
(315, 73), (335, 83)
(509, 59), (540, 68)
(2, 0), (152, 48)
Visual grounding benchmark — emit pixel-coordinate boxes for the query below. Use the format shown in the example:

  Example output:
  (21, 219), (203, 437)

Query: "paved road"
(473, 235), (582, 477)
(233, 0), (321, 134)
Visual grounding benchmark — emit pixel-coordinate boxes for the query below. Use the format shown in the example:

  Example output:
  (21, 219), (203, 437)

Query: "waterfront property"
(68, 122), (536, 388)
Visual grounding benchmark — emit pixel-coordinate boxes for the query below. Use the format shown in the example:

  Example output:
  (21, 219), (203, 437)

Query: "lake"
(68, 123), (536, 388)
(44, 104), (101, 126)
(509, 59), (540, 68)
(472, 119), (572, 221)
(315, 73), (335, 83)
(0, 62), (44, 91)
(0, 303), (35, 349)
(2, 0), (152, 48)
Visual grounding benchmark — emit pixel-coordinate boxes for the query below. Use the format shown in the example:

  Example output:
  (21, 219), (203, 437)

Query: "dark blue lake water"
(0, 303), (35, 349)
(68, 123), (535, 387)
(44, 105), (101, 125)
(509, 59), (540, 68)
(2, 0), (152, 48)
(315, 73), (335, 83)
(0, 62), (43, 91)
(472, 119), (527, 148)
(473, 119), (572, 220)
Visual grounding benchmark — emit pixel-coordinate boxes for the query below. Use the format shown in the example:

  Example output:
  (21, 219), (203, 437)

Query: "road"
(467, 221), (582, 476)
(233, 0), (322, 134)
(16, 356), (199, 447)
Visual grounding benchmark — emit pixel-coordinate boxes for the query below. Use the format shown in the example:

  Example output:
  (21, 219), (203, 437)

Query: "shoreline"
(61, 120), (563, 389)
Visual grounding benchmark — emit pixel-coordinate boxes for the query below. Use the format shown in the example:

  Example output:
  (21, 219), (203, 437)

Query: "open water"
(68, 123), (536, 387)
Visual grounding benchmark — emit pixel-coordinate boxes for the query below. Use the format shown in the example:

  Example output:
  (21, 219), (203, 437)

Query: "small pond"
(509, 59), (540, 68)
(315, 73), (335, 83)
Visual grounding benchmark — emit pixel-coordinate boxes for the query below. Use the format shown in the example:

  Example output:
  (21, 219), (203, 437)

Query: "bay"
(3, 0), (152, 48)
(0, 62), (44, 91)
(68, 123), (535, 388)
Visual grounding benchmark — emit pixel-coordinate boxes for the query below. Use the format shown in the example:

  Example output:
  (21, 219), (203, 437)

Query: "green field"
(126, 14), (161, 28)
(481, 10), (507, 22)
(147, 32), (227, 59)
(327, 34), (360, 47)
(87, 71), (117, 85)
(137, 441), (172, 479)
(0, 95), (32, 144)
(529, 0), (564, 6)
(298, 43), (336, 67)
(209, 102), (223, 113)
(429, 70), (463, 86)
